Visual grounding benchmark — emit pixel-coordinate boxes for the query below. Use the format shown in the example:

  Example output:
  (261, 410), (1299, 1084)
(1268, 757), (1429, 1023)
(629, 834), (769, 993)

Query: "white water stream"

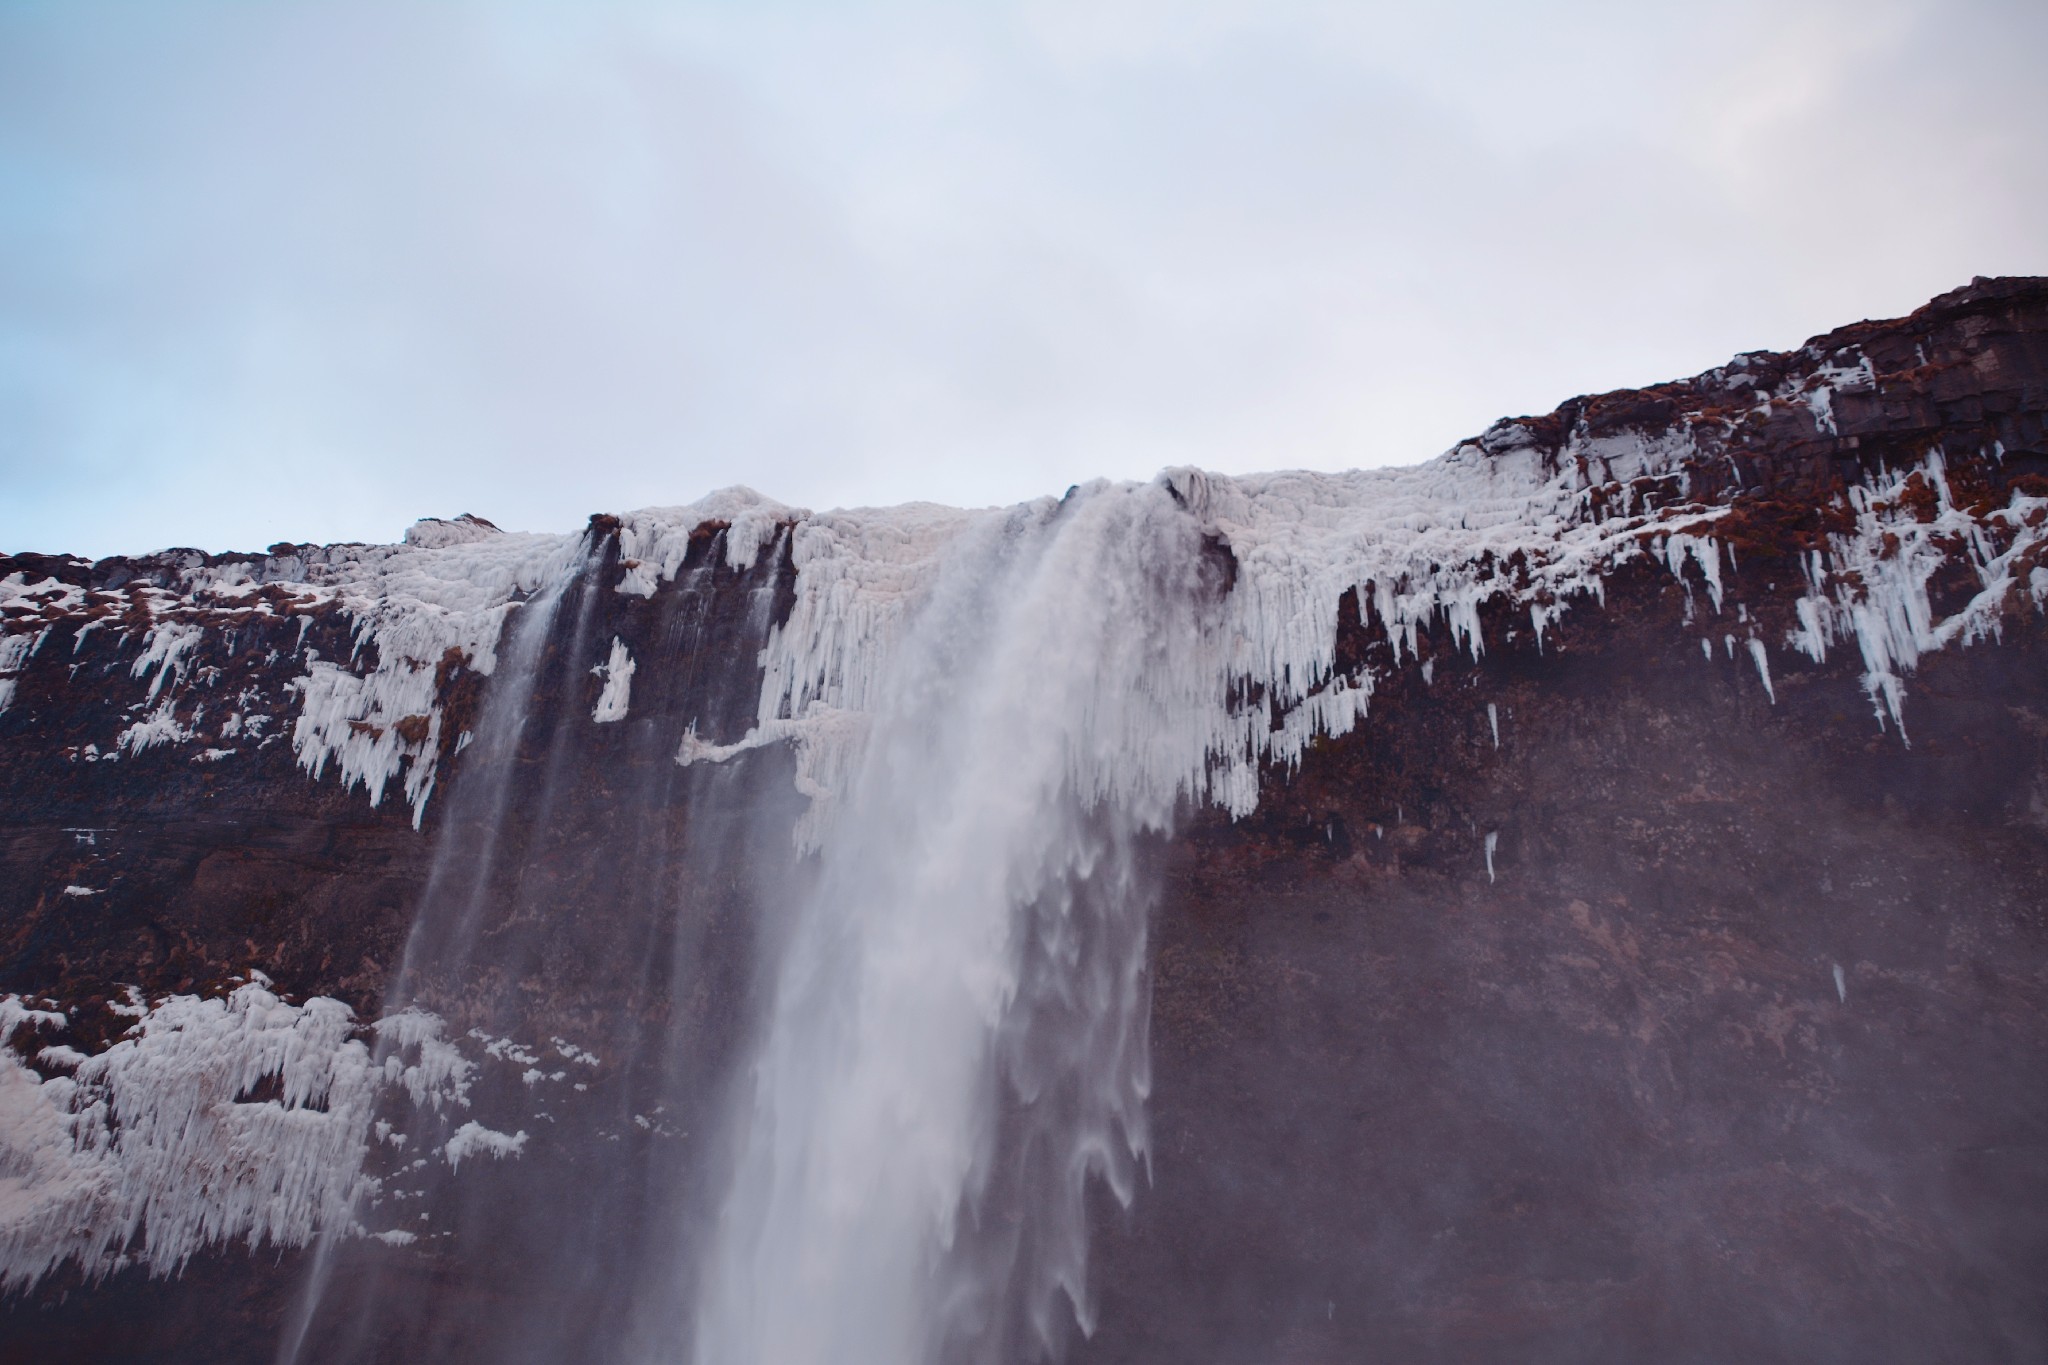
(689, 485), (1220, 1365)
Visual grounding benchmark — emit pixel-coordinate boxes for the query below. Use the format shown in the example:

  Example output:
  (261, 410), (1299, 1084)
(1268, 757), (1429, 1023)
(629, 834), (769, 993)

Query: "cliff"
(1, 277), (2044, 1364)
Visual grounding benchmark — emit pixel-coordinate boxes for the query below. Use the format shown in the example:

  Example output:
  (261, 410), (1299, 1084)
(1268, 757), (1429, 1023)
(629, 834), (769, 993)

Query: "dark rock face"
(1075, 278), (2048, 1364)
(1086, 576), (2048, 1365)
(2, 278), (2046, 1363)
(0, 611), (435, 1023)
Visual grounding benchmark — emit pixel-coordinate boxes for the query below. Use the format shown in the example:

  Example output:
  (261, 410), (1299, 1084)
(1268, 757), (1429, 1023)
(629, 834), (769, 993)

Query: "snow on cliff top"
(4, 329), (2039, 831)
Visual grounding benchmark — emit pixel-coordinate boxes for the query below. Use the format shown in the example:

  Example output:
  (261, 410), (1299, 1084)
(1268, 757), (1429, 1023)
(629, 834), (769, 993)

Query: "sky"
(2, 0), (2043, 559)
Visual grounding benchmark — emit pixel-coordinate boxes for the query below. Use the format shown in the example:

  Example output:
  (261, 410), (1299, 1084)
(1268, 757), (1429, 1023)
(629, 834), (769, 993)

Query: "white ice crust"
(0, 976), (594, 1289)
(401, 515), (504, 550)
(282, 531), (586, 825)
(590, 637), (635, 723)
(4, 361), (2026, 838)
(1784, 448), (2048, 735)
(0, 979), (477, 1288)
(680, 441), (1733, 847)
(0, 627), (48, 715)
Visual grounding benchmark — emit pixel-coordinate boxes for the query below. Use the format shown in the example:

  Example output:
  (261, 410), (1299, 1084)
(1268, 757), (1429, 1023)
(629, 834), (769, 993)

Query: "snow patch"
(552, 1038), (600, 1067)
(443, 1121), (528, 1170)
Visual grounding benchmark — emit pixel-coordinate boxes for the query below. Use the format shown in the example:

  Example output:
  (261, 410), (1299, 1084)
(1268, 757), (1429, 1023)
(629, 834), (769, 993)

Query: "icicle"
(1763, 448), (2045, 737)
(1747, 638), (1775, 703)
(0, 984), (480, 1290)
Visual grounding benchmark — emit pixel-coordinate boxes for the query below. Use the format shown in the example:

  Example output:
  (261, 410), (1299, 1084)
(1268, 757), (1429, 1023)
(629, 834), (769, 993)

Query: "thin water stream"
(278, 529), (799, 1365)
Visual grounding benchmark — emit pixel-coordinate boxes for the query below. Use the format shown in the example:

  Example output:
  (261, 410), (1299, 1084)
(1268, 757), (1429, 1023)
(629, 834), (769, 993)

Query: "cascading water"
(689, 483), (1228, 1365)
(276, 524), (805, 1365)
(275, 563), (579, 1365)
(273, 570), (561, 1365)
(261, 482), (1239, 1365)
(0, 425), (1790, 1363)
(260, 463), (1665, 1363)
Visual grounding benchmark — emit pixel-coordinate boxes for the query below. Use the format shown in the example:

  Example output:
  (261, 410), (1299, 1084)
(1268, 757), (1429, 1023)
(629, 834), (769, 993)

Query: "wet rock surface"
(2, 278), (2046, 1362)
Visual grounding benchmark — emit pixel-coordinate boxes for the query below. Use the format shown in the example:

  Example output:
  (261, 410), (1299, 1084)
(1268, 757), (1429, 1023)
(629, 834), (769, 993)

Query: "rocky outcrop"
(2, 278), (2044, 1363)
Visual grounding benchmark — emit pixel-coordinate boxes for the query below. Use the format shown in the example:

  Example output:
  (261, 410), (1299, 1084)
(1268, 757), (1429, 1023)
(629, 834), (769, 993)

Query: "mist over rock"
(1, 277), (2045, 1364)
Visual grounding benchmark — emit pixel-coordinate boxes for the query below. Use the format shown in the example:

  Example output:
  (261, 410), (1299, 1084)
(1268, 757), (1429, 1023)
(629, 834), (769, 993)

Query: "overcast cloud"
(2, 0), (2043, 557)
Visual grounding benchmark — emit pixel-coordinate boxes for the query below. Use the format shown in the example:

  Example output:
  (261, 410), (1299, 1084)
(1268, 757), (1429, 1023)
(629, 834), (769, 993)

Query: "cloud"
(0, 0), (2041, 557)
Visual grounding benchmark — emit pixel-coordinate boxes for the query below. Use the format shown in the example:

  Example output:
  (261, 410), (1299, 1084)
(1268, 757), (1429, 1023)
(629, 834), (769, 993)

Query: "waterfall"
(278, 526), (803, 1365)
(238, 452), (1698, 1363)
(689, 483), (1224, 1365)
(275, 564), (578, 1365)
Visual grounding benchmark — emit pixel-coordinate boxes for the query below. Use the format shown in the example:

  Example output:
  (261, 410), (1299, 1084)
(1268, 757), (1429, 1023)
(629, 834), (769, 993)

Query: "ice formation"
(281, 532), (585, 824)
(0, 410), (1743, 840)
(21, 489), (787, 824)
(0, 627), (45, 714)
(0, 519), (587, 826)
(1785, 450), (2048, 735)
(401, 514), (504, 550)
(0, 976), (521, 1289)
(117, 701), (195, 756)
(678, 447), (1734, 845)
(1747, 639), (1776, 704)
(610, 486), (796, 598)
(590, 637), (635, 723)
(441, 1120), (528, 1170)
(3, 342), (2029, 838)
(130, 621), (204, 704)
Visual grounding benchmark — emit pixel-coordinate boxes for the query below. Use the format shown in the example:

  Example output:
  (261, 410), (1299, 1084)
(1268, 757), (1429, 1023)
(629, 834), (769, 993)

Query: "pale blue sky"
(3, 0), (2043, 557)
